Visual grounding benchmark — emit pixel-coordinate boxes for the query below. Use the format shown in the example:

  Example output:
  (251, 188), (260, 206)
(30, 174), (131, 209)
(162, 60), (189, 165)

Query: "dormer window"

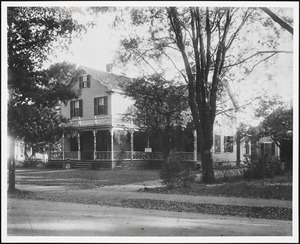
(79, 75), (90, 88)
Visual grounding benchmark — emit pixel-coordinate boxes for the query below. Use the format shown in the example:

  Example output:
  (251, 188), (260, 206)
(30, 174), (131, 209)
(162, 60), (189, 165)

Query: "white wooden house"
(49, 65), (250, 169)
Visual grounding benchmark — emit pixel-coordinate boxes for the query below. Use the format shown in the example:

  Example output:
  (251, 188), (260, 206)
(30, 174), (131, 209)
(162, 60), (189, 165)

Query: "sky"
(42, 3), (295, 126)
(44, 11), (119, 73)
(2, 1), (298, 128)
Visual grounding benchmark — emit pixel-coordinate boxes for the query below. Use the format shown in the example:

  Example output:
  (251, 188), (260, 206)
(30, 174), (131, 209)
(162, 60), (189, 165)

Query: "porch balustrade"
(148, 152), (164, 160)
(50, 151), (63, 160)
(49, 151), (195, 161)
(68, 115), (132, 127)
(95, 151), (111, 160)
(114, 151), (132, 160)
(175, 152), (194, 161)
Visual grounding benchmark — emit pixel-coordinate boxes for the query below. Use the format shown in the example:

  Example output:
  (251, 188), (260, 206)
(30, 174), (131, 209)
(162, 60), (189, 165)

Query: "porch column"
(193, 129), (197, 162)
(130, 130), (134, 163)
(62, 134), (65, 160)
(93, 130), (97, 160)
(77, 132), (81, 160)
(110, 128), (114, 162)
(249, 140), (252, 156)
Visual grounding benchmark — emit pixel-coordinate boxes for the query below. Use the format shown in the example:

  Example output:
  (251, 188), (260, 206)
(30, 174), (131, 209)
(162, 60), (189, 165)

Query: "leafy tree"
(260, 107), (293, 149)
(9, 62), (80, 162)
(7, 7), (87, 192)
(254, 95), (287, 118)
(122, 74), (191, 159)
(114, 7), (292, 183)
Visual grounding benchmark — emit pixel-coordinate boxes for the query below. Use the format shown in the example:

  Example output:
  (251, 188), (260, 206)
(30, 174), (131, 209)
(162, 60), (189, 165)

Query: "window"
(79, 75), (90, 88)
(94, 97), (108, 115)
(261, 142), (275, 156)
(245, 141), (250, 155)
(70, 100), (83, 117)
(214, 135), (221, 153)
(224, 136), (234, 153)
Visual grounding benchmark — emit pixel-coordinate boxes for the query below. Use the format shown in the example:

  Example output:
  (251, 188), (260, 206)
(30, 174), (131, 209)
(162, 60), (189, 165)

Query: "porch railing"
(49, 151), (195, 161)
(95, 151), (111, 160)
(68, 115), (132, 128)
(50, 151), (63, 160)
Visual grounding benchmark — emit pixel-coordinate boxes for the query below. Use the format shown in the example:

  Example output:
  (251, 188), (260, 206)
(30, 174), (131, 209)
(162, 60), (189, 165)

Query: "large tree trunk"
(197, 122), (215, 183)
(8, 138), (16, 192)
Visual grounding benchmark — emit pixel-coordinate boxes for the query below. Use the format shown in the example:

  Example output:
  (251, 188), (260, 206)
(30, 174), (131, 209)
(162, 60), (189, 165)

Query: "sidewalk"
(15, 179), (292, 209)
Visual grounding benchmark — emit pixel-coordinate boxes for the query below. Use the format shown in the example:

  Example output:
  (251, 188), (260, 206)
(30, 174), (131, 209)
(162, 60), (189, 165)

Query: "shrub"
(160, 150), (195, 189)
(22, 159), (42, 168)
(243, 154), (284, 179)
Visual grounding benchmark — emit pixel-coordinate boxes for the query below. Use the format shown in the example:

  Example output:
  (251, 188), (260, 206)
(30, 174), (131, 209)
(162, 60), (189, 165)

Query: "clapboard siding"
(61, 72), (112, 119)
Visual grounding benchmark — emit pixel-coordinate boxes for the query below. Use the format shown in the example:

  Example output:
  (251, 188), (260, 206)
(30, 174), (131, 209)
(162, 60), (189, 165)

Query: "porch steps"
(73, 161), (93, 169)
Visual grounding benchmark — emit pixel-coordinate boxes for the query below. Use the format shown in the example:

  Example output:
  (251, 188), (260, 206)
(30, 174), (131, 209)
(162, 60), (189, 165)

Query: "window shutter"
(87, 75), (91, 87)
(94, 98), (97, 115)
(70, 101), (74, 118)
(104, 97), (108, 114)
(79, 77), (82, 88)
(79, 100), (83, 117)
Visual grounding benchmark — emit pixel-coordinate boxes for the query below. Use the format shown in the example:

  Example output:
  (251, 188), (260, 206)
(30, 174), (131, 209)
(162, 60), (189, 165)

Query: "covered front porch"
(49, 128), (199, 169)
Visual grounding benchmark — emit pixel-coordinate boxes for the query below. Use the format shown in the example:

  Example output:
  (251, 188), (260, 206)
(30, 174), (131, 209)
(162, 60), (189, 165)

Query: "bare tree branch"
(216, 95), (261, 116)
(223, 50), (293, 69)
(260, 7), (293, 35)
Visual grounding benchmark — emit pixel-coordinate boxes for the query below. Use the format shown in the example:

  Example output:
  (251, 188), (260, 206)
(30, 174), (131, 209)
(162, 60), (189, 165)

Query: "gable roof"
(70, 66), (132, 91)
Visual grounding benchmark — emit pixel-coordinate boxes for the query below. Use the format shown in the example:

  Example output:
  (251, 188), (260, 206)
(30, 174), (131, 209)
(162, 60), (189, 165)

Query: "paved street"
(7, 198), (292, 237)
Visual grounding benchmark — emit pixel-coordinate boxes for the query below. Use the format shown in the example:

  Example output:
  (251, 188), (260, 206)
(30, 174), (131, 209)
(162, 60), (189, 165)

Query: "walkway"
(5, 181), (294, 238)
(15, 180), (292, 209)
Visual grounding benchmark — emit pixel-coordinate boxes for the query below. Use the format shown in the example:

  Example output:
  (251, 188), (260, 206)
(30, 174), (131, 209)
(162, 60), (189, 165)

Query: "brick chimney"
(106, 63), (113, 73)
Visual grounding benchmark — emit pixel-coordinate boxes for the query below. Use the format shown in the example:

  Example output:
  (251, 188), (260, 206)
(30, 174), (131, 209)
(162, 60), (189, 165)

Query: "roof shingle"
(79, 66), (132, 91)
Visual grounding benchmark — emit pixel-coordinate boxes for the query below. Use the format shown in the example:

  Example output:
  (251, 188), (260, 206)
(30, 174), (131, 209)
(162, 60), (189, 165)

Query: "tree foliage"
(7, 7), (86, 146)
(122, 74), (191, 159)
(114, 6), (292, 183)
(260, 107), (293, 148)
(7, 7), (88, 191)
(260, 7), (293, 35)
(254, 95), (287, 118)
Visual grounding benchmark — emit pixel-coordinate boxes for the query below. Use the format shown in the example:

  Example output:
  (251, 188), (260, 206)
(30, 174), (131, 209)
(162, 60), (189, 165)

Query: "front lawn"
(144, 174), (293, 200)
(15, 168), (160, 189)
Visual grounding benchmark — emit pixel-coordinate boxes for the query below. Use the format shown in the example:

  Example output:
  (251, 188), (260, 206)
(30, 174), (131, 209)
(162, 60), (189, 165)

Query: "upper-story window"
(70, 100), (83, 118)
(79, 75), (90, 88)
(94, 97), (108, 115)
(224, 136), (234, 153)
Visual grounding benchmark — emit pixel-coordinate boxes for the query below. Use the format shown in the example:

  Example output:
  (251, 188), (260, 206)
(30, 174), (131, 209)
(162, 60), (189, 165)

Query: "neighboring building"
(256, 136), (280, 157)
(213, 113), (250, 166)
(49, 65), (250, 169)
(8, 137), (48, 166)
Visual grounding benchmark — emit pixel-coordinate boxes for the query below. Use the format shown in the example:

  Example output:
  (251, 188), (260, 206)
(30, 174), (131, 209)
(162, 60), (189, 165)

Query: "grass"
(144, 173), (293, 200)
(9, 168), (293, 220)
(14, 167), (292, 200)
(15, 168), (160, 189)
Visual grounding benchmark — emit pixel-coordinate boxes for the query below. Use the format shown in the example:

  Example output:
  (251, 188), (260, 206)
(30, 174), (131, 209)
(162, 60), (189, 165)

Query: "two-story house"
(49, 65), (250, 169)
